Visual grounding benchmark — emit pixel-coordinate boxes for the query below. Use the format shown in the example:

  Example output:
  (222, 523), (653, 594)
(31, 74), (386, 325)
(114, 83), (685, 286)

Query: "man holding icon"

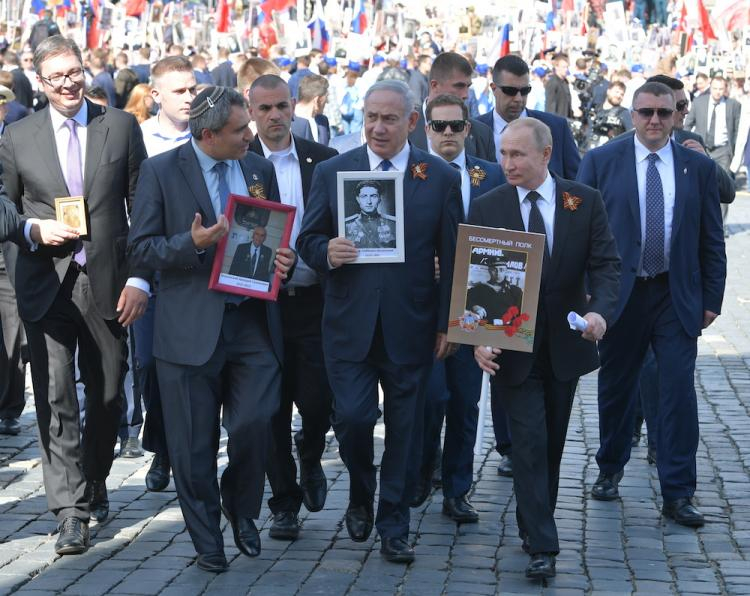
(472, 117), (620, 579)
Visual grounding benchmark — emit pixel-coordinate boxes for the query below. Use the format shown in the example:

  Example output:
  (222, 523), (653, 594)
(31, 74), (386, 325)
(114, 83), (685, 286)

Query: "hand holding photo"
(54, 196), (88, 237)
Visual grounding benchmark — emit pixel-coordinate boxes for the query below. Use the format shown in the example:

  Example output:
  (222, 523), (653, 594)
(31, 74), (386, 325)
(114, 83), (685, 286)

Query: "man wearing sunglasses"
(410, 93), (504, 519)
(578, 81), (726, 529)
(477, 55), (580, 179)
(408, 52), (496, 163)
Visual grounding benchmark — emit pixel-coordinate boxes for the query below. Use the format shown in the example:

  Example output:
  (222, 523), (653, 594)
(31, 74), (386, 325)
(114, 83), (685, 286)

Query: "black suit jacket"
(210, 61), (237, 88)
(0, 99), (148, 322)
(684, 94), (741, 153)
(409, 108), (497, 163)
(468, 176), (620, 385)
(229, 242), (273, 280)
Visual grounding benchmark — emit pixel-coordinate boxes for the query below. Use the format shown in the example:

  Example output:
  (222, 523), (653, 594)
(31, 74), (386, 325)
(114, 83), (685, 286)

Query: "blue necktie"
(213, 161), (230, 214)
(380, 159), (393, 171)
(642, 153), (665, 276)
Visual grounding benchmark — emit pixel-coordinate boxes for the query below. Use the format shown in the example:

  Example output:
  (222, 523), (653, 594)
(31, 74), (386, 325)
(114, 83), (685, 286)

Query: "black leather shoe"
(442, 495), (479, 523)
(269, 511), (300, 540)
(647, 446), (657, 465)
(221, 504), (261, 557)
(380, 537), (415, 563)
(410, 468), (432, 508)
(299, 460), (327, 513)
(662, 497), (705, 527)
(119, 437), (143, 458)
(86, 480), (109, 523)
(591, 470), (623, 501)
(497, 455), (513, 477)
(196, 552), (228, 573)
(145, 452), (170, 492)
(0, 418), (21, 435)
(345, 503), (373, 542)
(526, 553), (556, 579)
(55, 517), (90, 555)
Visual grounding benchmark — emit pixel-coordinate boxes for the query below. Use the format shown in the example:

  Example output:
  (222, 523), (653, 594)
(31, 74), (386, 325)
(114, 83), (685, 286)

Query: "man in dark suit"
(411, 93), (505, 517)
(247, 74), (337, 540)
(544, 53), (572, 119)
(578, 81), (726, 528)
(210, 48), (236, 88)
(128, 86), (294, 573)
(474, 117), (620, 579)
(0, 36), (149, 554)
(298, 79), (461, 563)
(228, 225), (273, 281)
(408, 52), (496, 162)
(477, 55), (580, 178)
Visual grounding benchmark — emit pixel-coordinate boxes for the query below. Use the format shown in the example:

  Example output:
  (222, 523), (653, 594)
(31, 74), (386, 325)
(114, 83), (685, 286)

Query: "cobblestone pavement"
(0, 195), (749, 595)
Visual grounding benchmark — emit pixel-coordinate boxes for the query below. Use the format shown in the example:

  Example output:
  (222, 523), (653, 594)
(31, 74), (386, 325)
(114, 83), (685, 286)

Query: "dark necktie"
(213, 161), (230, 214)
(526, 191), (549, 257)
(450, 162), (460, 170)
(706, 101), (718, 149)
(642, 153), (665, 276)
(64, 119), (86, 266)
(251, 247), (259, 275)
(379, 159), (393, 171)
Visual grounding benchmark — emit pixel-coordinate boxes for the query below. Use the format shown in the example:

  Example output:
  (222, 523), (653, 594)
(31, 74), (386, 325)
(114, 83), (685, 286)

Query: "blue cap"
(348, 61), (361, 72)
(400, 58), (408, 69)
(533, 66), (547, 77)
(631, 64), (644, 73)
(324, 56), (337, 66)
(275, 57), (292, 67)
(373, 54), (385, 64)
(476, 63), (489, 75)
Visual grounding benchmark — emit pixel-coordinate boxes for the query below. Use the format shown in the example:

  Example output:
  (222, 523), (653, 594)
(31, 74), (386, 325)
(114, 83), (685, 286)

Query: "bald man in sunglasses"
(476, 55), (581, 178)
(578, 81), (726, 529)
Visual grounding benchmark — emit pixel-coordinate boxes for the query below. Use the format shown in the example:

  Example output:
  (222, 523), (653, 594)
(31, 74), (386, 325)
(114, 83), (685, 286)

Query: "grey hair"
(33, 35), (83, 75)
(504, 118), (553, 152)
(189, 86), (247, 140)
(364, 79), (416, 115)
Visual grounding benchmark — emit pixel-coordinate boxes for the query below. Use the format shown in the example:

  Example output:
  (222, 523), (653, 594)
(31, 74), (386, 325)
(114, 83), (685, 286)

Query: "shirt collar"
(258, 134), (298, 161)
(633, 134), (672, 164)
(450, 149), (467, 170)
(493, 108), (527, 132)
(191, 138), (229, 173)
(516, 171), (555, 205)
(49, 100), (88, 131)
(142, 113), (192, 142)
(366, 142), (411, 171)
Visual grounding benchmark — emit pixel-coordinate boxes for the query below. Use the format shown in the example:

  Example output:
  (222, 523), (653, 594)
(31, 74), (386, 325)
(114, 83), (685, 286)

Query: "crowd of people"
(0, 1), (742, 582)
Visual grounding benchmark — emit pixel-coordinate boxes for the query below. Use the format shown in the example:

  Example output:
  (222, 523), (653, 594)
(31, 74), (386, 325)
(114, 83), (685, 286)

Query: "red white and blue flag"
(351, 0), (368, 34)
(307, 0), (329, 53)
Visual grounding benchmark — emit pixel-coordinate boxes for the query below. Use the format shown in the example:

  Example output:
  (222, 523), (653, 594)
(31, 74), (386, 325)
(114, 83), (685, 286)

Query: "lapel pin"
(683, 168), (687, 174)
(306, 157), (313, 163)
(252, 174), (258, 181)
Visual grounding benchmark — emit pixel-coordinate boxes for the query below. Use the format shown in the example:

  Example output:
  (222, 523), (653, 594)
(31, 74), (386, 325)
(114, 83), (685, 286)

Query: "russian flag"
(31, 0), (46, 14)
(307, 0), (329, 53)
(351, 0), (367, 34)
(499, 23), (511, 57)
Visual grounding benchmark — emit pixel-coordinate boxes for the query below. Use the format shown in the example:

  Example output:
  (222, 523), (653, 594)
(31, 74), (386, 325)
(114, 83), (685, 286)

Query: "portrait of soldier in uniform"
(344, 180), (397, 249)
(466, 257), (524, 323)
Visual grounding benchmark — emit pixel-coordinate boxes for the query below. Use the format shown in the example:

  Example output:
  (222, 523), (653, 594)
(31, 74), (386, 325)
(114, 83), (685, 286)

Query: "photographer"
(589, 81), (633, 148)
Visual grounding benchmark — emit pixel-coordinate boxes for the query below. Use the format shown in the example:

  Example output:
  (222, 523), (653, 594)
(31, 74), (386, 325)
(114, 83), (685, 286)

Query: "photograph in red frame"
(208, 194), (296, 301)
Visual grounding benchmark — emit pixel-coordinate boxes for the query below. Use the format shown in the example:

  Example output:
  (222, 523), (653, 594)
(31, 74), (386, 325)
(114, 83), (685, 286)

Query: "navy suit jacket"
(297, 144), (462, 366)
(128, 142), (283, 366)
(577, 136), (726, 337)
(477, 109), (581, 179)
(465, 155), (505, 209)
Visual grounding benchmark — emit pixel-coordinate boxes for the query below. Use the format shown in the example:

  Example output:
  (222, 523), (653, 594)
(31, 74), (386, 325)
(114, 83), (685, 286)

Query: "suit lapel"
(622, 141), (641, 232)
(671, 141), (689, 241)
(549, 175), (572, 276)
(84, 100), (107, 196)
(294, 137), (316, 204)
(36, 109), (68, 194)
(178, 143), (216, 225)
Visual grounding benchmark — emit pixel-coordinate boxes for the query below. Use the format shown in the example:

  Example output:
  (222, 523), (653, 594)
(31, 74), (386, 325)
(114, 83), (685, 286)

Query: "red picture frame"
(208, 194), (296, 301)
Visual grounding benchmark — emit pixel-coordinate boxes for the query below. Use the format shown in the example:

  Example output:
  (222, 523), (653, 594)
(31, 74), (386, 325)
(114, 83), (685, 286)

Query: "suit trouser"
(0, 259), (26, 419)
(325, 322), (431, 539)
(118, 327), (142, 442)
(24, 266), (127, 522)
(597, 274), (699, 500)
(267, 285), (332, 515)
(419, 345), (483, 498)
(496, 341), (577, 556)
(490, 384), (512, 457)
(132, 294), (168, 455)
(638, 346), (659, 450)
(156, 300), (280, 555)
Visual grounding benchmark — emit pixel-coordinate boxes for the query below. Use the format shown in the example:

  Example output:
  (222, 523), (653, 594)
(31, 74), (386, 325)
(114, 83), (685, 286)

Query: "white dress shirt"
(706, 98), (728, 147)
(516, 171), (556, 253)
(191, 139), (248, 218)
(366, 142), (410, 171)
(492, 108), (528, 162)
(633, 135), (675, 275)
(428, 146), (470, 218)
(258, 136), (317, 287)
(140, 113), (192, 157)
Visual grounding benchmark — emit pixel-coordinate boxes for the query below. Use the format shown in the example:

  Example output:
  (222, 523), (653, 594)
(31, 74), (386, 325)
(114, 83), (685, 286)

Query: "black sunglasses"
(499, 85), (532, 97)
(429, 120), (467, 133)
(676, 99), (689, 112)
(634, 107), (674, 119)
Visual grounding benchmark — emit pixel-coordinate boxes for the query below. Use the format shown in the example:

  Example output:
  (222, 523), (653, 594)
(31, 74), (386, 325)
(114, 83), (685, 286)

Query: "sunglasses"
(498, 85), (532, 97)
(634, 107), (674, 119)
(676, 99), (689, 112)
(429, 120), (467, 133)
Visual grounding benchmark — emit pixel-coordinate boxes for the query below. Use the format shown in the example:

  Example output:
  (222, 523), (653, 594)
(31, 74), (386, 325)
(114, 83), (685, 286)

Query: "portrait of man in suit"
(228, 225), (273, 281)
(474, 117), (620, 579)
(0, 36), (149, 555)
(344, 179), (396, 249)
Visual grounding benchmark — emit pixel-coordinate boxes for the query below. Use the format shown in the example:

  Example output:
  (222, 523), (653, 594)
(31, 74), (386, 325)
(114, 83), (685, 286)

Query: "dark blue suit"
(297, 144), (461, 539)
(577, 137), (726, 501)
(420, 155), (506, 499)
(476, 109), (581, 179)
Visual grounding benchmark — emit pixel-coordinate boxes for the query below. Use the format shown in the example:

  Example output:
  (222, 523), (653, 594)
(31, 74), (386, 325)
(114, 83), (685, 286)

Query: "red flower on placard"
(502, 306), (530, 337)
